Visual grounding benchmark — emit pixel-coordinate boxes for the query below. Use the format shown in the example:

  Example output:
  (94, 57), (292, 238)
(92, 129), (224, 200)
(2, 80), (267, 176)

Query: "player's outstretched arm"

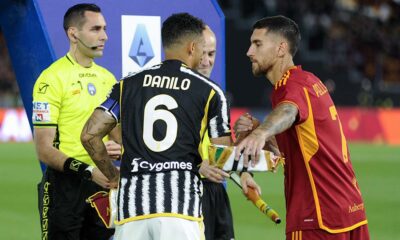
(234, 113), (280, 156)
(256, 103), (298, 139)
(234, 103), (298, 167)
(81, 109), (119, 188)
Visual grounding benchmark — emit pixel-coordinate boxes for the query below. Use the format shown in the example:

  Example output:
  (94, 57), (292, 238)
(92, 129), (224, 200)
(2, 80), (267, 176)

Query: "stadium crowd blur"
(1, 0), (399, 108)
(220, 0), (400, 108)
(0, 29), (21, 108)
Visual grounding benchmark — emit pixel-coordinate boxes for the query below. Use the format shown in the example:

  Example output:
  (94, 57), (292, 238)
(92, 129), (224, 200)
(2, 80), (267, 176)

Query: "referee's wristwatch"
(83, 165), (95, 180)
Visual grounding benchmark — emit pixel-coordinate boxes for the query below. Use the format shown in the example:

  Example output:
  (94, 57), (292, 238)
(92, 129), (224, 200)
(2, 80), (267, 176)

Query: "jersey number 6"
(143, 94), (178, 152)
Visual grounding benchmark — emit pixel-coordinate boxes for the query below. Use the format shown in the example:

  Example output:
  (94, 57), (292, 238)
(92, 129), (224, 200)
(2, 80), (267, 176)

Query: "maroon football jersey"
(271, 66), (367, 233)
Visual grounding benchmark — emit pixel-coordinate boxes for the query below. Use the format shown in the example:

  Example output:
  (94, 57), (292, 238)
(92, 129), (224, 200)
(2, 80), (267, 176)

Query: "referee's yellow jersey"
(32, 53), (117, 166)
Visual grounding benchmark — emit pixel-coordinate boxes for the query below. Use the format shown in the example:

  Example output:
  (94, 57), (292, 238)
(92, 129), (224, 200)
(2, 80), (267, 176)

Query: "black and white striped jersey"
(99, 60), (231, 221)
(116, 170), (202, 222)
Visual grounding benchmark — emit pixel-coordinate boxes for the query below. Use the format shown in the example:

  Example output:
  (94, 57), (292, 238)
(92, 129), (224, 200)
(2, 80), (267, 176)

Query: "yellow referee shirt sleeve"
(32, 70), (62, 127)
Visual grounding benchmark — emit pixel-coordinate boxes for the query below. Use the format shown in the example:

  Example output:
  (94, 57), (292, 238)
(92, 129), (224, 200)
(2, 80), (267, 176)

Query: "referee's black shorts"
(202, 180), (235, 240)
(37, 167), (114, 240)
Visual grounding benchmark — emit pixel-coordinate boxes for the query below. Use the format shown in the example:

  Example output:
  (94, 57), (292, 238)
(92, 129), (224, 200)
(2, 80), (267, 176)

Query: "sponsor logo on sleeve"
(32, 101), (51, 122)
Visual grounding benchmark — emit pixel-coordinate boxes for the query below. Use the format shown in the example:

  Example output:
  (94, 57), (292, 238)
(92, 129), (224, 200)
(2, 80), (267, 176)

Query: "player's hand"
(234, 127), (267, 168)
(233, 113), (260, 142)
(91, 167), (119, 189)
(265, 138), (281, 157)
(199, 160), (229, 183)
(240, 172), (261, 195)
(105, 140), (122, 161)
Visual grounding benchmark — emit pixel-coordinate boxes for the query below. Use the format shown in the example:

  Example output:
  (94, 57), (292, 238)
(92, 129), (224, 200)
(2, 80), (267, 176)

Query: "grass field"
(0, 142), (399, 239)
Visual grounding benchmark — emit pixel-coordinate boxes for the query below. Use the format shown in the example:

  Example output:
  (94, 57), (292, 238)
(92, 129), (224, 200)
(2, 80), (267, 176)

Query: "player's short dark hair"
(63, 3), (101, 32)
(162, 13), (205, 48)
(253, 15), (301, 56)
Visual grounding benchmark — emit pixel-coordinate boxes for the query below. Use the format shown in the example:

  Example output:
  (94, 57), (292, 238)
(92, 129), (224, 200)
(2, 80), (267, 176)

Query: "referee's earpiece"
(72, 34), (79, 43)
(71, 33), (79, 43)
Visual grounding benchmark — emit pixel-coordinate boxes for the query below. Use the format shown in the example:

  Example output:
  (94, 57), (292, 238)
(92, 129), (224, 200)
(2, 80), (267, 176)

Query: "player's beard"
(251, 61), (268, 77)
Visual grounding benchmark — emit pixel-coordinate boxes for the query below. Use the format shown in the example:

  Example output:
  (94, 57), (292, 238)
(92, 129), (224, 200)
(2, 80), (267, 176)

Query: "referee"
(198, 26), (235, 240)
(33, 4), (117, 239)
(81, 13), (233, 240)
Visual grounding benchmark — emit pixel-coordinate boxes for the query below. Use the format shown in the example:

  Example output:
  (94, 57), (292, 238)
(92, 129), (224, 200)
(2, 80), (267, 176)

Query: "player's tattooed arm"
(81, 109), (119, 184)
(234, 103), (298, 166)
(257, 102), (298, 139)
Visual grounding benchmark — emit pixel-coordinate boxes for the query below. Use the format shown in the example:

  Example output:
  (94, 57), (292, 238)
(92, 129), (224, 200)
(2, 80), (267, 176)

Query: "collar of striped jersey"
(162, 59), (189, 68)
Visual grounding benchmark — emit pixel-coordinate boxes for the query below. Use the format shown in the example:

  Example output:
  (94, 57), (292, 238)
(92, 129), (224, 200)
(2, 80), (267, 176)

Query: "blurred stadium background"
(1, 0), (399, 239)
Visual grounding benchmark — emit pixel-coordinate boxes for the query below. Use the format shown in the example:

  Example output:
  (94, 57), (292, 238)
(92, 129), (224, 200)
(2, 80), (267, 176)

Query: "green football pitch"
(0, 142), (399, 239)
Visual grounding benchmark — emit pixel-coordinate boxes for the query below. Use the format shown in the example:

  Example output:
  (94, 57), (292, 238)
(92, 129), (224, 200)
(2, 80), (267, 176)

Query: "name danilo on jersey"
(143, 74), (191, 90)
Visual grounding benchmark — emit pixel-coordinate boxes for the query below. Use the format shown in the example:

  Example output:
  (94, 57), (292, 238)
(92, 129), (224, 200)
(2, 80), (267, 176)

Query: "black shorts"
(202, 180), (235, 240)
(37, 167), (114, 240)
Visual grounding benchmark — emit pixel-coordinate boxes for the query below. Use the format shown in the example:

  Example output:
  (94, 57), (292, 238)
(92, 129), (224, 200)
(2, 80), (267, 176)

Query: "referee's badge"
(87, 83), (96, 96)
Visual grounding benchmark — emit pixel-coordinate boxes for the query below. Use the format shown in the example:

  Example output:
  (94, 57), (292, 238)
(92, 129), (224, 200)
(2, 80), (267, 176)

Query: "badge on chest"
(87, 83), (96, 96)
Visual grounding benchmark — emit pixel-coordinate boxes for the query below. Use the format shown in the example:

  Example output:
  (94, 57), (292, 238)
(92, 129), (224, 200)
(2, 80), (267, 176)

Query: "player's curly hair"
(253, 15), (301, 56)
(162, 13), (205, 48)
(63, 3), (101, 32)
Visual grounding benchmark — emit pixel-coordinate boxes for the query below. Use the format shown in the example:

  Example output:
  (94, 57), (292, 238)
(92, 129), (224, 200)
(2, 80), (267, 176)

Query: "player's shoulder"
(121, 62), (163, 82)
(178, 63), (205, 80)
(275, 66), (313, 90)
(179, 64), (223, 92)
(291, 66), (319, 82)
